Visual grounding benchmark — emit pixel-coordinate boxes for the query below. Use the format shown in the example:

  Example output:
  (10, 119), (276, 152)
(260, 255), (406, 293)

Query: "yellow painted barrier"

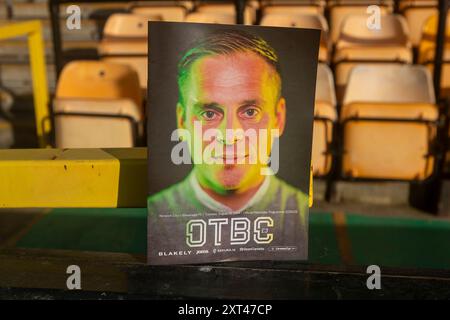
(0, 148), (147, 208)
(0, 148), (313, 208)
(0, 21), (51, 148)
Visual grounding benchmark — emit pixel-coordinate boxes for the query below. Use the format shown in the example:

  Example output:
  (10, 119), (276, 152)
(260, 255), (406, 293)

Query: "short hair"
(177, 29), (282, 107)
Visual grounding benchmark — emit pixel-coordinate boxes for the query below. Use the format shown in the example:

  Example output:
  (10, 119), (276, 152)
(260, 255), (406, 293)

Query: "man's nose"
(218, 113), (243, 145)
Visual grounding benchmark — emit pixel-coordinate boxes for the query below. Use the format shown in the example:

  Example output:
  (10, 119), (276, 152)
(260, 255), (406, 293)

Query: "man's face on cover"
(177, 51), (286, 194)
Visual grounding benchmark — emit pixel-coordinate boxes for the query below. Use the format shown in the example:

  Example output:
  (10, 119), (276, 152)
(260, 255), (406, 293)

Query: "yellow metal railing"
(0, 20), (51, 148)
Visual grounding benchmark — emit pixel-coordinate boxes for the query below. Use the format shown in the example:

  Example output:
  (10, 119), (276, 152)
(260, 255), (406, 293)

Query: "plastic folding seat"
(260, 13), (330, 62)
(335, 14), (412, 62)
(184, 12), (235, 24)
(398, 0), (437, 12)
(98, 13), (155, 89)
(261, 2), (325, 16)
(334, 14), (412, 101)
(401, 3), (437, 47)
(418, 13), (449, 64)
(54, 61), (143, 148)
(312, 64), (337, 176)
(195, 3), (256, 24)
(418, 13), (450, 96)
(130, 3), (187, 22)
(341, 64), (438, 180)
(53, 99), (142, 148)
(329, 2), (391, 44)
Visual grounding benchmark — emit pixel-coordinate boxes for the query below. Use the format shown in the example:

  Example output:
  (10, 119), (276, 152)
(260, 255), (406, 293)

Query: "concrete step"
(332, 181), (410, 206)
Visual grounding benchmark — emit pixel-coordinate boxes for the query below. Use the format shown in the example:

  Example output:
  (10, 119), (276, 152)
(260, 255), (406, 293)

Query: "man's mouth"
(213, 153), (249, 162)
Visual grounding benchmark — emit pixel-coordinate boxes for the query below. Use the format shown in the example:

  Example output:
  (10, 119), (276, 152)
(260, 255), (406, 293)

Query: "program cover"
(147, 21), (319, 265)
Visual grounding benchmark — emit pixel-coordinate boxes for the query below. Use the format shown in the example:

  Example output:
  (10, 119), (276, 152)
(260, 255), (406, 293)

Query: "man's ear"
(176, 102), (185, 130)
(275, 97), (286, 137)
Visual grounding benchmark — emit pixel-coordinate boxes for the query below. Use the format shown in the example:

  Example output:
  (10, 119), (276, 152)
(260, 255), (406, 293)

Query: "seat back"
(343, 64), (435, 105)
(54, 98), (142, 148)
(185, 12), (235, 24)
(418, 13), (450, 64)
(262, 3), (325, 16)
(260, 12), (328, 30)
(334, 13), (413, 64)
(260, 13), (329, 61)
(99, 14), (151, 89)
(102, 13), (158, 38)
(403, 5), (437, 47)
(336, 14), (410, 48)
(196, 3), (255, 24)
(130, 4), (187, 22)
(56, 60), (143, 109)
(399, 0), (437, 12)
(329, 3), (391, 43)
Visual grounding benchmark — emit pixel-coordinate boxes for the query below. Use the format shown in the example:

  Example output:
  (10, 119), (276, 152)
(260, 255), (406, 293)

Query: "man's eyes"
(200, 110), (221, 121)
(199, 107), (260, 121)
(239, 107), (260, 119)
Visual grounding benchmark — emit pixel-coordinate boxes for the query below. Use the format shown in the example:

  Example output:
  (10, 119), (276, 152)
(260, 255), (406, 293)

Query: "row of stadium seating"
(54, 59), (439, 181)
(95, 10), (448, 98)
(1, 1), (447, 95)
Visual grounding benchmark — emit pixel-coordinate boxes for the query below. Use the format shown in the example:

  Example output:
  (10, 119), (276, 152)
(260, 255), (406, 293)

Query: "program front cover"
(147, 21), (319, 265)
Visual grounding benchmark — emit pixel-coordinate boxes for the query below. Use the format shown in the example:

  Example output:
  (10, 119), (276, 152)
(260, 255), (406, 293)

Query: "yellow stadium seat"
(54, 61), (143, 148)
(398, 0), (437, 12)
(417, 13), (450, 64)
(184, 12), (235, 24)
(417, 13), (450, 97)
(130, 4), (187, 22)
(312, 63), (337, 176)
(56, 61), (142, 107)
(196, 3), (256, 24)
(102, 13), (158, 37)
(426, 63), (450, 97)
(334, 14), (412, 102)
(260, 13), (329, 62)
(341, 102), (437, 180)
(402, 5), (437, 47)
(53, 99), (143, 148)
(343, 64), (434, 105)
(334, 14), (412, 63)
(334, 62), (405, 103)
(98, 13), (155, 89)
(329, 3), (391, 44)
(262, 3), (325, 16)
(341, 64), (438, 180)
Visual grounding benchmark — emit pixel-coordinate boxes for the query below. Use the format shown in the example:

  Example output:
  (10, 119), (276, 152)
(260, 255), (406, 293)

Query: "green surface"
(17, 208), (147, 254)
(15, 208), (450, 269)
(346, 213), (450, 269)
